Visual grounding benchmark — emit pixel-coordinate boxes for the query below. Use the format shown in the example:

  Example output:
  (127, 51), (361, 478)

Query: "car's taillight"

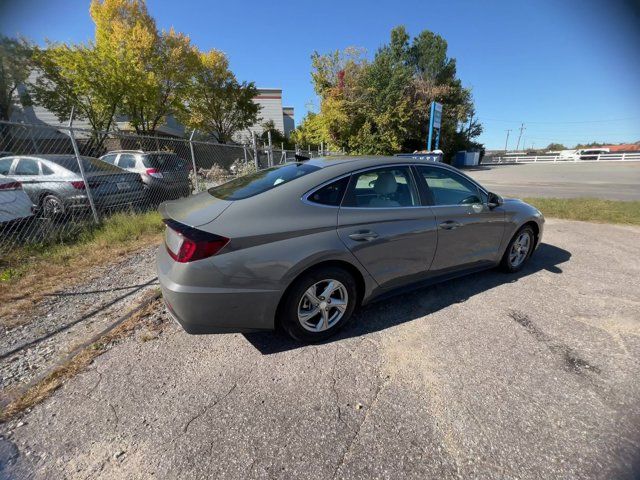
(146, 168), (164, 178)
(70, 181), (86, 189)
(0, 181), (22, 191)
(164, 220), (229, 263)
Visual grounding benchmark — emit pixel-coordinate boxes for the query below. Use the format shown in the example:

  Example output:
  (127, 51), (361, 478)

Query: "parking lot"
(466, 161), (640, 200)
(1, 218), (639, 479)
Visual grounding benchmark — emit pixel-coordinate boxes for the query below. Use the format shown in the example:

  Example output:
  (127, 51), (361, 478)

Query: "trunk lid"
(159, 191), (232, 227)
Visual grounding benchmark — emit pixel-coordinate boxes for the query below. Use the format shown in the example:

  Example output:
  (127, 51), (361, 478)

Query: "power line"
(479, 116), (640, 125)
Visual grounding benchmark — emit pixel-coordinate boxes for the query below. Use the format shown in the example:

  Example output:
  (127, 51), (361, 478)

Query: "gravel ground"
(1, 219), (640, 479)
(465, 161), (640, 200)
(0, 246), (159, 398)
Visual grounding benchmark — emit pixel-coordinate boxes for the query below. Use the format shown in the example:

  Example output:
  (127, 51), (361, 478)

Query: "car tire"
(40, 194), (65, 219)
(500, 225), (535, 273)
(280, 266), (358, 342)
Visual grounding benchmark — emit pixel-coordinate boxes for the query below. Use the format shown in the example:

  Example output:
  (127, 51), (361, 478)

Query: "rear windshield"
(143, 154), (187, 171)
(48, 156), (123, 173)
(208, 163), (321, 200)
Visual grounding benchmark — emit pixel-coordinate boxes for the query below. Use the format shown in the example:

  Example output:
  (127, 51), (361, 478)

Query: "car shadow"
(242, 243), (571, 355)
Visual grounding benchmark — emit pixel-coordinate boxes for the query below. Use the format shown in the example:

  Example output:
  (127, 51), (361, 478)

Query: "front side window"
(307, 176), (350, 206)
(101, 154), (117, 165)
(15, 158), (40, 176)
(209, 163), (321, 200)
(416, 166), (484, 205)
(342, 167), (418, 208)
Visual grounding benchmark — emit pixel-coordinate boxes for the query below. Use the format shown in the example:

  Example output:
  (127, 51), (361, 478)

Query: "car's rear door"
(11, 158), (42, 203)
(337, 165), (437, 290)
(414, 165), (506, 273)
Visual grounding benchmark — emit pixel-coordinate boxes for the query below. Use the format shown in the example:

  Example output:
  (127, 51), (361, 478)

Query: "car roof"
(300, 155), (460, 174)
(3, 154), (103, 165)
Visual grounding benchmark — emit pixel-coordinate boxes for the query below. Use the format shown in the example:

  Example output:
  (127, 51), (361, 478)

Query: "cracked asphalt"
(1, 218), (640, 479)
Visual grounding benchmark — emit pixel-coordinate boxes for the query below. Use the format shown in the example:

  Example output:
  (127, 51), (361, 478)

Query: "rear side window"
(41, 163), (55, 175)
(143, 154), (186, 171)
(307, 177), (350, 206)
(0, 158), (13, 175)
(209, 163), (321, 200)
(342, 167), (419, 208)
(15, 159), (40, 175)
(118, 154), (137, 169)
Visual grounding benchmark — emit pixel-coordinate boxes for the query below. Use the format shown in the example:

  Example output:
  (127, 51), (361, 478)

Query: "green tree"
(546, 143), (566, 150)
(299, 26), (483, 160)
(0, 36), (32, 121)
(90, 0), (199, 134)
(29, 42), (125, 147)
(260, 119), (294, 149)
(179, 50), (260, 143)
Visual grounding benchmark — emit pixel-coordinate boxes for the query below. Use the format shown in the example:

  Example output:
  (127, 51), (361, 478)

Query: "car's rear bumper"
(156, 245), (280, 334)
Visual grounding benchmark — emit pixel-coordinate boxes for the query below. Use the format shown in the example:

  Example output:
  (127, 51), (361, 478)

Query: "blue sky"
(2, 0), (639, 149)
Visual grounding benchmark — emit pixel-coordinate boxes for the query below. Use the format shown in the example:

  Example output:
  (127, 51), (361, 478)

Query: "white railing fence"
(484, 153), (640, 164)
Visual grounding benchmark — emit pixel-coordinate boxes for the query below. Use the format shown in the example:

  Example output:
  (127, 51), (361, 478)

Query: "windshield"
(208, 163), (321, 200)
(48, 156), (123, 173)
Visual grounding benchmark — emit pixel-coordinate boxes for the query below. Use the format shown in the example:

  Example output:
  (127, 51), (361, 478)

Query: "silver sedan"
(157, 156), (544, 342)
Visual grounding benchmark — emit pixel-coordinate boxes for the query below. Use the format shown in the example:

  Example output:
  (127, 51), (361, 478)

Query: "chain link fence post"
(68, 108), (100, 224)
(189, 129), (199, 193)
(252, 132), (259, 170)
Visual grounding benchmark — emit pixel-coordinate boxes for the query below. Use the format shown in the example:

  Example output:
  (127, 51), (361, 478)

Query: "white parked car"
(0, 175), (34, 224)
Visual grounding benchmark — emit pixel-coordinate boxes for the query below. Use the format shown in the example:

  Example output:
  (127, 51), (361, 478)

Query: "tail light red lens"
(0, 181), (22, 191)
(70, 181), (86, 189)
(146, 168), (164, 178)
(164, 220), (229, 263)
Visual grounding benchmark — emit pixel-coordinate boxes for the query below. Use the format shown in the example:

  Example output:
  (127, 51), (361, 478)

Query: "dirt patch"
(0, 294), (165, 422)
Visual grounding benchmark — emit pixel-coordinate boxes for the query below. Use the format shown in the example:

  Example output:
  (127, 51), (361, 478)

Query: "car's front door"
(414, 165), (506, 273)
(337, 166), (437, 290)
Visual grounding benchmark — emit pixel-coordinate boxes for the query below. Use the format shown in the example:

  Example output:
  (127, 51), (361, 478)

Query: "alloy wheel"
(297, 279), (349, 332)
(509, 231), (532, 268)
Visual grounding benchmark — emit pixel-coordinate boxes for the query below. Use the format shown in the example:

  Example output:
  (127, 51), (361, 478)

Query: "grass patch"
(523, 197), (640, 225)
(0, 211), (164, 325)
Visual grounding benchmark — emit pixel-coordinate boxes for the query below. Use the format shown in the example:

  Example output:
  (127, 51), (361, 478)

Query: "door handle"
(438, 220), (463, 230)
(348, 230), (379, 241)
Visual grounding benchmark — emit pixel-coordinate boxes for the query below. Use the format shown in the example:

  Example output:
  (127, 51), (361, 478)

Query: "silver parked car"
(0, 175), (34, 224)
(157, 156), (545, 342)
(0, 155), (145, 218)
(100, 150), (191, 203)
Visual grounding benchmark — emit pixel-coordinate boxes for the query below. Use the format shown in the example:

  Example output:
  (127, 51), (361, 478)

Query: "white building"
(11, 75), (294, 143)
(239, 88), (295, 142)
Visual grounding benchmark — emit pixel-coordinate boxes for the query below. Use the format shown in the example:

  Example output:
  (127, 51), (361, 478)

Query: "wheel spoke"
(319, 308), (330, 331)
(299, 307), (320, 323)
(304, 287), (320, 305)
(319, 281), (335, 300)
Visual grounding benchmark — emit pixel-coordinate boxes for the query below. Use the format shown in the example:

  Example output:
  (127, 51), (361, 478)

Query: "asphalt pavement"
(1, 219), (640, 479)
(465, 161), (640, 200)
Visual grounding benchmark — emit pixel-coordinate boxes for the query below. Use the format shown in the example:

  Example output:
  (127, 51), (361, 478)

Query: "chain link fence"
(0, 120), (333, 262)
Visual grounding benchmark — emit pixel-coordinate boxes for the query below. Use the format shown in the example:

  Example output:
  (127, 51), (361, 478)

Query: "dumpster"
(453, 151), (480, 167)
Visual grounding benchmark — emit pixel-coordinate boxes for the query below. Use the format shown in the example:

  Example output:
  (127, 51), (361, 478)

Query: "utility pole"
(515, 123), (526, 151)
(504, 129), (512, 152)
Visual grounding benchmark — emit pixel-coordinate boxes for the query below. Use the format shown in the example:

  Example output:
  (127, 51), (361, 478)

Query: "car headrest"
(373, 172), (398, 195)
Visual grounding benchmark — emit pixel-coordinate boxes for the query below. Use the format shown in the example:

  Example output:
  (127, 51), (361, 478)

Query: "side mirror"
(487, 192), (503, 209)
